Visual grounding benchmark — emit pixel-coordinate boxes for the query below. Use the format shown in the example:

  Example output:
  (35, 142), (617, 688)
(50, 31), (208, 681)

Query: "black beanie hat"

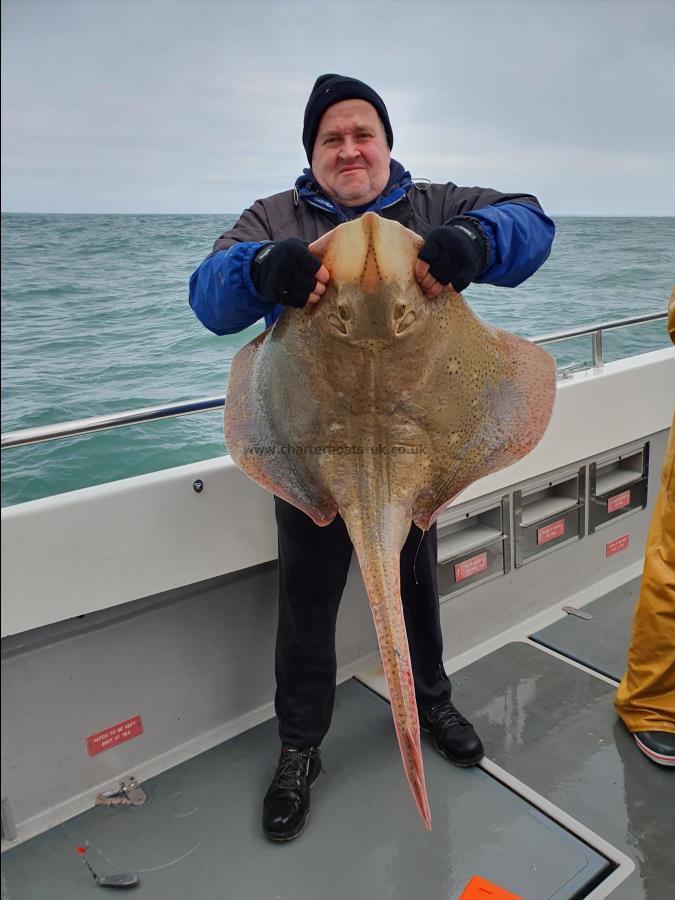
(302, 73), (393, 163)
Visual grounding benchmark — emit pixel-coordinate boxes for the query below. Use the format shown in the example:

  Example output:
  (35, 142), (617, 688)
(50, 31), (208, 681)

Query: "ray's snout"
(314, 211), (425, 345)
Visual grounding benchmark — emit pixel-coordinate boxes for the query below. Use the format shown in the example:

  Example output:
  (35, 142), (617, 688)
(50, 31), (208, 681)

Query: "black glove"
(417, 218), (488, 293)
(251, 238), (322, 308)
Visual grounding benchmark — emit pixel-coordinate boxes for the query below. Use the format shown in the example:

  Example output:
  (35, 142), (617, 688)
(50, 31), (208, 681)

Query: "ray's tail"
(342, 504), (432, 831)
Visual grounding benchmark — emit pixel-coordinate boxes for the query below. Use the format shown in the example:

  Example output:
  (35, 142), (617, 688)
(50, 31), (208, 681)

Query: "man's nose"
(339, 138), (361, 159)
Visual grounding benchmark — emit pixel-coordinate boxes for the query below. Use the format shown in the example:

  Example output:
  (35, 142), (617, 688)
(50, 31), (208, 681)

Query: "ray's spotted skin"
(224, 213), (556, 828)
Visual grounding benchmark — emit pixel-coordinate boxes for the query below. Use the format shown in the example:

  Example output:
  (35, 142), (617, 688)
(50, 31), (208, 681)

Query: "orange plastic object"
(458, 874), (523, 899)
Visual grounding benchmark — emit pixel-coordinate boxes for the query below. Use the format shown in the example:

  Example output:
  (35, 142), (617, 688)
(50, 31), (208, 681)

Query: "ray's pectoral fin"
(413, 328), (557, 530)
(224, 329), (337, 526)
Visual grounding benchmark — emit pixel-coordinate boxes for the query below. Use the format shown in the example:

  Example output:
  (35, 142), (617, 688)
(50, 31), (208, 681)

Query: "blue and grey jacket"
(189, 160), (555, 336)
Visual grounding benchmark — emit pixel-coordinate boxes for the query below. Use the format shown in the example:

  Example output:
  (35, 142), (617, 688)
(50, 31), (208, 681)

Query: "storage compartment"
(437, 497), (510, 598)
(588, 444), (649, 533)
(513, 468), (585, 567)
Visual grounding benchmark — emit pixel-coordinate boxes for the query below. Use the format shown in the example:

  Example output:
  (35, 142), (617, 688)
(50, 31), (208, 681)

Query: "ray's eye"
(393, 302), (407, 321)
(328, 313), (348, 335)
(396, 310), (416, 335)
(337, 302), (351, 322)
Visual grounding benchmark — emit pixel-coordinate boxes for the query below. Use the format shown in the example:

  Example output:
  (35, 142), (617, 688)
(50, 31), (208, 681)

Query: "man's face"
(311, 99), (391, 207)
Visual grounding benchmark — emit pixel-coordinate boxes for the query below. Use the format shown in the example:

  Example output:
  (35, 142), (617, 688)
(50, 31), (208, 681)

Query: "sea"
(1, 213), (673, 507)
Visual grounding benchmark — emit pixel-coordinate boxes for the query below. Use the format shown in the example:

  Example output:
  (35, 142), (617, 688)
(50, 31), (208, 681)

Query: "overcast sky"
(2, 0), (674, 215)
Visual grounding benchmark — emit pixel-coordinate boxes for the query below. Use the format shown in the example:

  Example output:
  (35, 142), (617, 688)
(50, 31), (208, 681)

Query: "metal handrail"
(533, 310), (666, 367)
(1, 395), (226, 449)
(531, 310), (666, 345)
(1, 310), (668, 450)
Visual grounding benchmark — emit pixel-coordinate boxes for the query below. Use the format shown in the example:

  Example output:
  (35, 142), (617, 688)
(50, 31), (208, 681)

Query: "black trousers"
(274, 496), (453, 748)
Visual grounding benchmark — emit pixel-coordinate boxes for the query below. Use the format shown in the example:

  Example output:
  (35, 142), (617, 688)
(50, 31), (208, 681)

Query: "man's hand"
(252, 238), (329, 308)
(415, 218), (488, 298)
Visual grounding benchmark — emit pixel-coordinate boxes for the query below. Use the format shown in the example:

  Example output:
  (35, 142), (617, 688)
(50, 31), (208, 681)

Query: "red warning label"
(607, 490), (631, 513)
(537, 518), (565, 545)
(606, 534), (630, 557)
(86, 715), (143, 756)
(454, 552), (488, 583)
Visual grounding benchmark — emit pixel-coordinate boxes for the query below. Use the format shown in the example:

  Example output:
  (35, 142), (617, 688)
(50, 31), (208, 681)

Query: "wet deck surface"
(530, 577), (641, 680)
(3, 677), (610, 900)
(4, 575), (674, 899)
(456, 640), (675, 900)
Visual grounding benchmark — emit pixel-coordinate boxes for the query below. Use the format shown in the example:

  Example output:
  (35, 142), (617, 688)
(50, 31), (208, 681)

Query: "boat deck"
(3, 576), (672, 899)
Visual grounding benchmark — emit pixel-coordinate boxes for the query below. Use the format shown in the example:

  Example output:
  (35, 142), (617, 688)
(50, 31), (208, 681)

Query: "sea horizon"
(3, 210), (675, 218)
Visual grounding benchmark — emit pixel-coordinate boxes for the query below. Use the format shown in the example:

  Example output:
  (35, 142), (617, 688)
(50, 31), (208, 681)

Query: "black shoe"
(420, 699), (484, 767)
(262, 746), (322, 841)
(633, 731), (675, 767)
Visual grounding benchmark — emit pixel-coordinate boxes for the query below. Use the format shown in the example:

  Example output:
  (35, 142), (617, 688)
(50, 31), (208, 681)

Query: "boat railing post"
(592, 330), (603, 368)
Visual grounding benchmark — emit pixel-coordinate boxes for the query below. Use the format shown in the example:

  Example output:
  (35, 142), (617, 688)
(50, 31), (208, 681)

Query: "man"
(614, 290), (675, 767)
(189, 74), (555, 841)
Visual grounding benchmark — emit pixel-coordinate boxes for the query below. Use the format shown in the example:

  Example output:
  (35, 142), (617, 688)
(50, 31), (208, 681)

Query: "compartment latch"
(95, 776), (147, 807)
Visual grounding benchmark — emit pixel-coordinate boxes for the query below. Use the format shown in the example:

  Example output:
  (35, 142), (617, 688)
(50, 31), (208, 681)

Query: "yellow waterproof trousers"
(615, 413), (675, 732)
